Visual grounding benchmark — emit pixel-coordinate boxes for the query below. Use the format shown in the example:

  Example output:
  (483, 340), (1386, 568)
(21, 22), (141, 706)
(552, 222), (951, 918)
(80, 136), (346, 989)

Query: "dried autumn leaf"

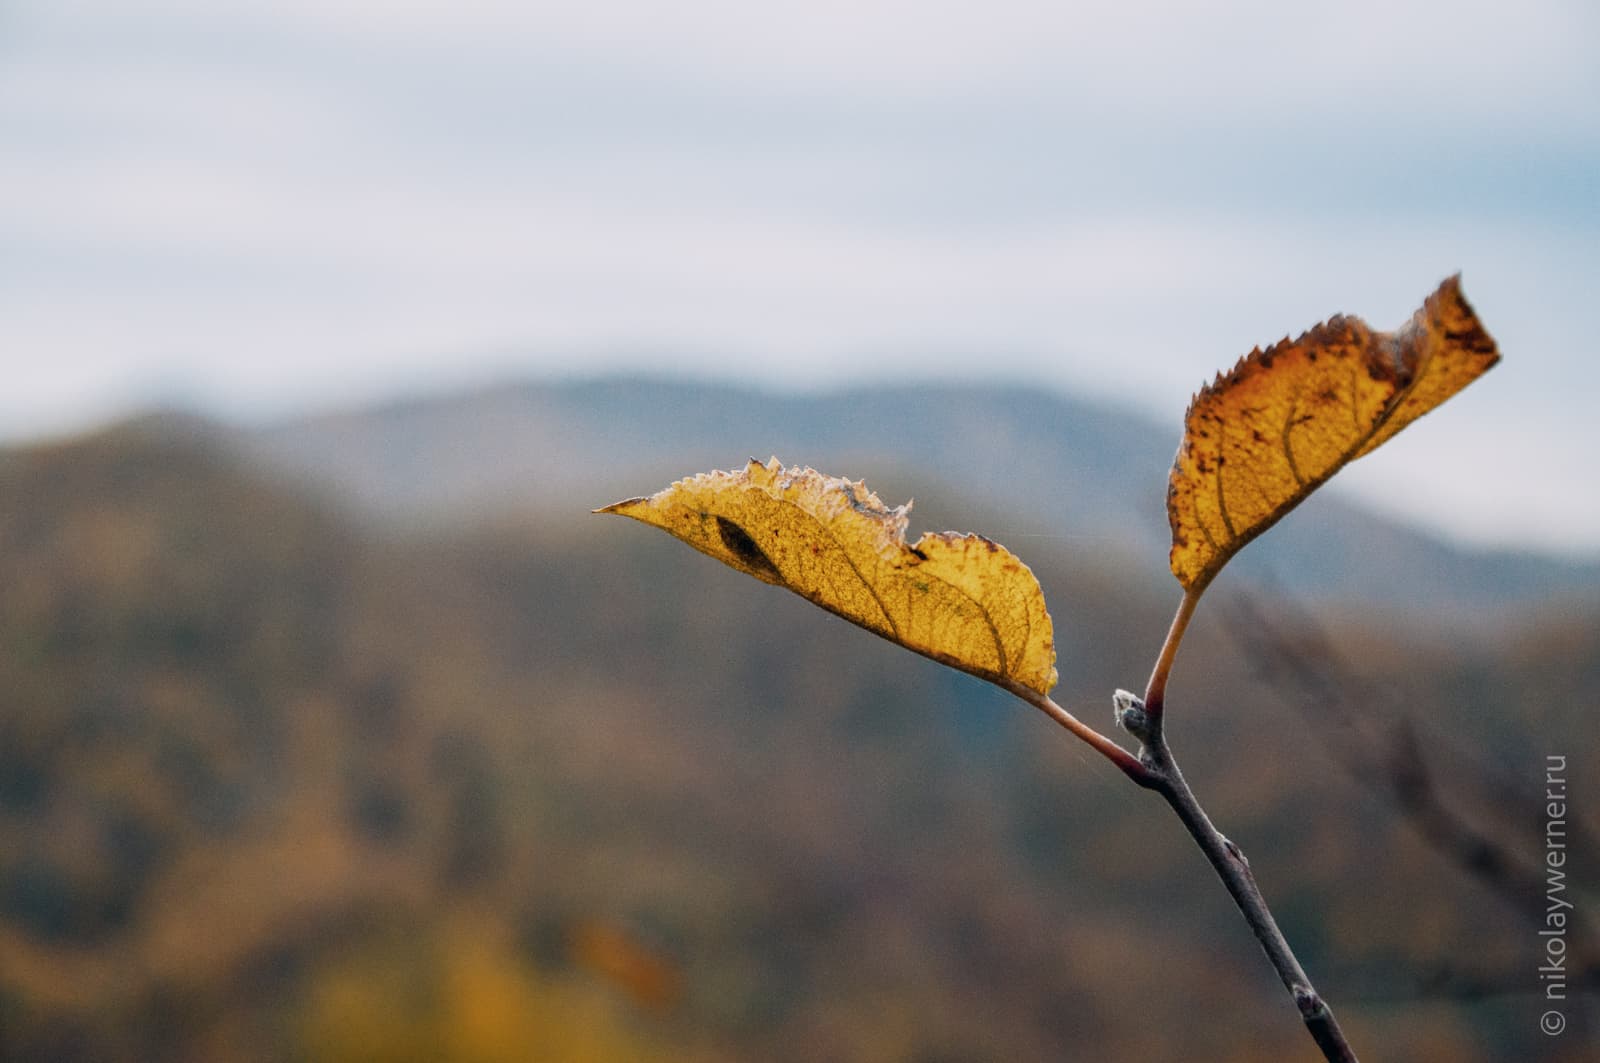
(597, 458), (1058, 694)
(1168, 275), (1500, 593)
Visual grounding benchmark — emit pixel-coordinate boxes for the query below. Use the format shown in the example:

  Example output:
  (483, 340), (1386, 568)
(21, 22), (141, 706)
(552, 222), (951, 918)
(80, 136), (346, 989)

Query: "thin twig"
(1140, 725), (1360, 1062)
(1109, 581), (1361, 1061)
(1008, 671), (1361, 1060)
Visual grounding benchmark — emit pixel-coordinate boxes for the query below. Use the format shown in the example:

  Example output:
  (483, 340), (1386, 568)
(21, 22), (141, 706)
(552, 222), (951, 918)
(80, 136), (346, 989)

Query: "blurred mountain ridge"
(235, 376), (1600, 613)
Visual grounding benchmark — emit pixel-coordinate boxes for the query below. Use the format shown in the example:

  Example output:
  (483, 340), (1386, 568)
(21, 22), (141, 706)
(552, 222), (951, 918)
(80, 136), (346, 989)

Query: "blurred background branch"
(1223, 589), (1600, 1003)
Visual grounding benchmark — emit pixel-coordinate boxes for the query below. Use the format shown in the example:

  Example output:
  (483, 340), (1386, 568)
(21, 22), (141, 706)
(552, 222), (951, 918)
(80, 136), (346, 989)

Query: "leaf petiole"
(1143, 585), (1202, 723)
(1003, 682), (1154, 787)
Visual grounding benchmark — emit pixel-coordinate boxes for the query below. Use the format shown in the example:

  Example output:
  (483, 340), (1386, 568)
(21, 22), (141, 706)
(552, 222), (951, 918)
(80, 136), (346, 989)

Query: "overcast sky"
(3, 1), (1597, 555)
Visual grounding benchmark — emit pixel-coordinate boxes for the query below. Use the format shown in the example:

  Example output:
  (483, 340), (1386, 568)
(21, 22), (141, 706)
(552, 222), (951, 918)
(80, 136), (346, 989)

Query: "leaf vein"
(915, 562), (1010, 679)
(1280, 383), (1306, 488)
(1214, 457), (1238, 541)
(803, 511), (901, 642)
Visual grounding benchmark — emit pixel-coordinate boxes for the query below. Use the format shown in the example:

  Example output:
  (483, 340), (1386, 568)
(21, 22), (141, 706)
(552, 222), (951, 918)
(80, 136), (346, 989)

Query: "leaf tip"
(594, 496), (647, 515)
(1424, 273), (1500, 366)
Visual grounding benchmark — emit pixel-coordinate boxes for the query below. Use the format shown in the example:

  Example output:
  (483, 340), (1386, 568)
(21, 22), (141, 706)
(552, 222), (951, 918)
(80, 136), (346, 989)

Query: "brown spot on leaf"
(715, 517), (782, 582)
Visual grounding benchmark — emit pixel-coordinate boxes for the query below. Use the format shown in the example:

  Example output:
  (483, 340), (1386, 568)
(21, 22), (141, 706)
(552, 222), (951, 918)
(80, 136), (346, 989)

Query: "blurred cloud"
(1, 1), (1597, 553)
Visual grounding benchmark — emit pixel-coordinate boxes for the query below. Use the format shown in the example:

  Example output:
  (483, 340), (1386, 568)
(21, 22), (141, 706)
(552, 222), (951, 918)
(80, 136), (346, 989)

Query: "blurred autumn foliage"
(0, 417), (1595, 1061)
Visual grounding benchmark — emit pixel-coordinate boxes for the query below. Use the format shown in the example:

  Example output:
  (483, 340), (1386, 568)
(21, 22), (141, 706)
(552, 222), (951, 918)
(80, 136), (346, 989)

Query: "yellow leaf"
(598, 458), (1058, 694)
(1168, 276), (1500, 593)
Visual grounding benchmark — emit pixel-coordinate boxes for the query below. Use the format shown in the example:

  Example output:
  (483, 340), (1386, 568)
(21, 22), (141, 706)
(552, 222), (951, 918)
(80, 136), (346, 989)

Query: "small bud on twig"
(1113, 689), (1154, 743)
